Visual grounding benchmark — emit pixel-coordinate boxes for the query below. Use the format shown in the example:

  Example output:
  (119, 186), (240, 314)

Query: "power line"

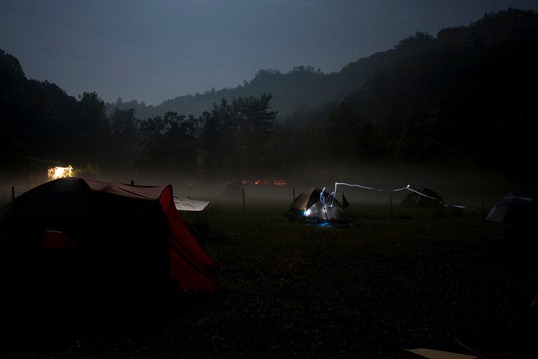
(0, 3), (341, 103)
(0, 37), (224, 88)
(0, 3), (254, 75)
(0, 37), (317, 106)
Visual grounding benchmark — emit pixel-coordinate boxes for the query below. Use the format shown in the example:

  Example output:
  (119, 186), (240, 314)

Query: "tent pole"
(390, 194), (393, 218)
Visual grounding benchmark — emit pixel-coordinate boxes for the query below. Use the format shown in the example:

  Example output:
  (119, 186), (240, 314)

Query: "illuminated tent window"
(48, 165), (74, 181)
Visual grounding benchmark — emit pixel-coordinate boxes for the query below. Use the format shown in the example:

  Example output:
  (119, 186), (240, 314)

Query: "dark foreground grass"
(1, 205), (537, 358)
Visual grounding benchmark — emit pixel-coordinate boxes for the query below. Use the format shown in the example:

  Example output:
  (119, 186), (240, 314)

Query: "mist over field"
(3, 160), (526, 216)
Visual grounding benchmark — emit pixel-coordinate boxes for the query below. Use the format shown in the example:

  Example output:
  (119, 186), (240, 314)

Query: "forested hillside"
(1, 8), (537, 182)
(106, 34), (438, 121)
(107, 66), (343, 122)
(344, 8), (538, 172)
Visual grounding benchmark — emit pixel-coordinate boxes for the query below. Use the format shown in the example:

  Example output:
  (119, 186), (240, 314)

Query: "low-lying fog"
(3, 160), (533, 213)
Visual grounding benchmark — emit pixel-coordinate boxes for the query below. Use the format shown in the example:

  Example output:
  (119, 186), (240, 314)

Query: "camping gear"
(174, 196), (210, 211)
(486, 194), (536, 224)
(400, 188), (447, 208)
(0, 177), (219, 319)
(284, 187), (352, 227)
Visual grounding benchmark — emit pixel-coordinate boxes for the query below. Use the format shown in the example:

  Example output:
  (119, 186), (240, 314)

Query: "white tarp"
(173, 196), (210, 211)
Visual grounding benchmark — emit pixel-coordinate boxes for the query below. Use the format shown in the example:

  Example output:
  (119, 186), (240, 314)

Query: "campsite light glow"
(48, 165), (74, 181)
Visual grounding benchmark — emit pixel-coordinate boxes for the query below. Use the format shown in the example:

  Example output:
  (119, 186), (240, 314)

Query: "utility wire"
(0, 3), (341, 101)
(0, 37), (223, 87)
(0, 3), (253, 75)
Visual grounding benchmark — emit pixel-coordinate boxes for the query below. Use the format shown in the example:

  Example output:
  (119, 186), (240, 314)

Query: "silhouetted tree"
(265, 120), (303, 171)
(199, 94), (277, 173)
(199, 99), (234, 172)
(136, 111), (199, 174)
(232, 94), (277, 169)
(72, 92), (110, 166)
(109, 107), (139, 169)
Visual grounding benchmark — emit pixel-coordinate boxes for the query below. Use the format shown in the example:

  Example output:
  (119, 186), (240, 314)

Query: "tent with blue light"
(284, 187), (353, 227)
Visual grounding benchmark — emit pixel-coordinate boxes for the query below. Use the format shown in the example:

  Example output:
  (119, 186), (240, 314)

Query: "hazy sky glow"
(2, 0), (538, 105)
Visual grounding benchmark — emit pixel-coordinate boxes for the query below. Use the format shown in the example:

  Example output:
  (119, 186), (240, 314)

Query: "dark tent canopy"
(0, 177), (219, 323)
(400, 188), (447, 208)
(222, 180), (245, 196)
(284, 188), (353, 227)
(486, 194), (536, 224)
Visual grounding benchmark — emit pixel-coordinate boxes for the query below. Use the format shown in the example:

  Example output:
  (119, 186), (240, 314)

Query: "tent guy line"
(323, 182), (456, 209)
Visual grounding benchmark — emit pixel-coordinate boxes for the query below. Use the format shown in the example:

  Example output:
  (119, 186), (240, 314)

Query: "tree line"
(2, 8), (537, 181)
(0, 55), (278, 178)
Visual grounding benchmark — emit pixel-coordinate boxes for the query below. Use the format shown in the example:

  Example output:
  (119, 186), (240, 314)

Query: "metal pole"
(242, 187), (246, 214)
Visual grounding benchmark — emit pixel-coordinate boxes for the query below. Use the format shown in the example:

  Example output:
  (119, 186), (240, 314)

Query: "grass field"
(1, 201), (537, 358)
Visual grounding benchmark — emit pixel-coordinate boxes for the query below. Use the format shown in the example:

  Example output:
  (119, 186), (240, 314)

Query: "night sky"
(2, 0), (538, 105)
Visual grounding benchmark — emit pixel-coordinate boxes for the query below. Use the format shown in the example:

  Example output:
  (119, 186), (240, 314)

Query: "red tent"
(0, 177), (219, 311)
(82, 177), (218, 291)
